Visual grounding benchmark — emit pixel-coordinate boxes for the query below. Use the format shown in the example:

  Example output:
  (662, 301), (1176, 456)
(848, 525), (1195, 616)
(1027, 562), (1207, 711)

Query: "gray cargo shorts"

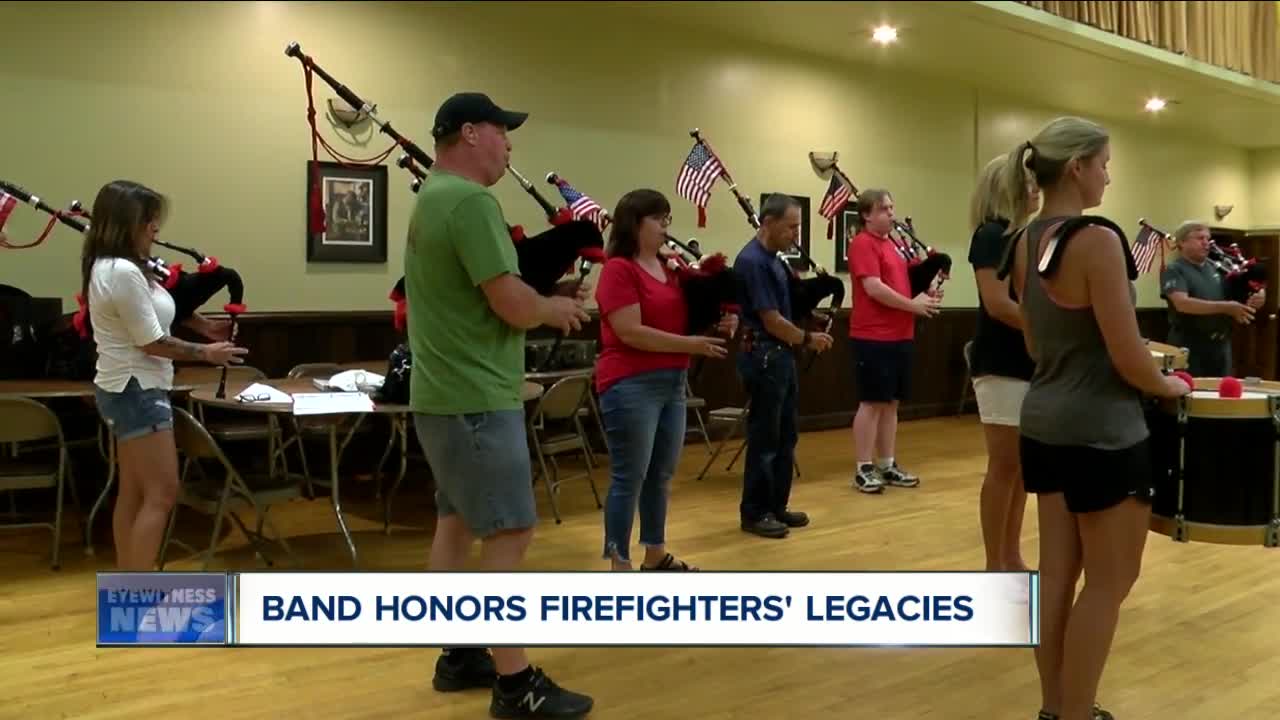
(413, 409), (537, 537)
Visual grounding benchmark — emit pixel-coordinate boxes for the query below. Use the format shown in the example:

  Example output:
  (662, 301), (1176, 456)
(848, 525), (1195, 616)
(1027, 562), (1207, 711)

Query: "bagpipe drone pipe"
(807, 152), (951, 300)
(0, 180), (246, 383)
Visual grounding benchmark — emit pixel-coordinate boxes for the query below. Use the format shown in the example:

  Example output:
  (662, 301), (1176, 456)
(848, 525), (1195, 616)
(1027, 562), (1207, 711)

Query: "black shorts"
(850, 338), (913, 403)
(1020, 435), (1155, 514)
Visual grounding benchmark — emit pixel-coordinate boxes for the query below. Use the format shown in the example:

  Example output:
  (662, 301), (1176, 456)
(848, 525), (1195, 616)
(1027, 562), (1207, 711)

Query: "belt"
(739, 327), (789, 354)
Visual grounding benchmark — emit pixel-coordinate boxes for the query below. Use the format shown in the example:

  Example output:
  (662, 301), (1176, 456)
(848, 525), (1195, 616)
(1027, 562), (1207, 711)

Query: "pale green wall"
(1249, 148), (1280, 228)
(0, 1), (1257, 313)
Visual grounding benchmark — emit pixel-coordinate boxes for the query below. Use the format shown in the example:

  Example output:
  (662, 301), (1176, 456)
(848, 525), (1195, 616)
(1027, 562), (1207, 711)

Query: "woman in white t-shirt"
(82, 180), (246, 571)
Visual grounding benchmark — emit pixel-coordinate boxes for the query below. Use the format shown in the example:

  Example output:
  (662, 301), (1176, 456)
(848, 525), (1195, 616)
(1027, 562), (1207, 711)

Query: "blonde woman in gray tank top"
(997, 118), (1190, 720)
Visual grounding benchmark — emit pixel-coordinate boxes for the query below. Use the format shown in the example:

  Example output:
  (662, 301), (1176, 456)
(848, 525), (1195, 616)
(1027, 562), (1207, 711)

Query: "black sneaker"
(878, 463), (920, 488)
(432, 648), (497, 692)
(776, 510), (809, 527)
(741, 513), (788, 538)
(853, 464), (884, 494)
(490, 666), (594, 718)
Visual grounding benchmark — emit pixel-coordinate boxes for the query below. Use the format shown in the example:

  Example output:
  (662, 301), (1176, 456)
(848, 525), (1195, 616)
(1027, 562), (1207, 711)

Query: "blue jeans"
(599, 368), (688, 564)
(736, 341), (798, 523)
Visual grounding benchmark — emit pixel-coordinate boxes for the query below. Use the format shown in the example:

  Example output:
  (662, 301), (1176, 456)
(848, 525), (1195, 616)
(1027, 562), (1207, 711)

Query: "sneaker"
(853, 464), (884, 494)
(741, 513), (789, 538)
(433, 647), (497, 692)
(776, 510), (809, 527)
(489, 666), (594, 718)
(878, 462), (920, 488)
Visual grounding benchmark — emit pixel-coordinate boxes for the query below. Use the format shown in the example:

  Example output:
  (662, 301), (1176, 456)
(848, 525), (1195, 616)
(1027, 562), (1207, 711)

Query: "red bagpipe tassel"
(223, 302), (247, 315)
(550, 207), (574, 226)
(509, 224), (526, 244)
(163, 264), (183, 289)
(72, 293), (89, 338)
(198, 256), (220, 273)
(308, 176), (326, 235)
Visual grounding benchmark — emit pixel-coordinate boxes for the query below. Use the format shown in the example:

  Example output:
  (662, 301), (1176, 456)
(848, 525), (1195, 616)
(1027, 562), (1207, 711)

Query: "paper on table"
(235, 383), (293, 404)
(291, 392), (376, 416)
(314, 369), (385, 392)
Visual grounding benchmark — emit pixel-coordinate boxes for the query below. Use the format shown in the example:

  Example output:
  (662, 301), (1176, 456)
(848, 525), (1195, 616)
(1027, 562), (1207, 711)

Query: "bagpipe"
(1139, 219), (1268, 305)
(684, 130), (843, 330)
(0, 179), (247, 388)
(808, 152), (951, 299)
(281, 43), (605, 332)
(543, 170), (740, 337)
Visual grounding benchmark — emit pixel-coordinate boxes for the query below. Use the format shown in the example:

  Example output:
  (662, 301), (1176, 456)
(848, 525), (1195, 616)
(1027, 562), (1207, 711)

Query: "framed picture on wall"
(306, 160), (388, 263)
(758, 192), (810, 271)
(834, 205), (859, 272)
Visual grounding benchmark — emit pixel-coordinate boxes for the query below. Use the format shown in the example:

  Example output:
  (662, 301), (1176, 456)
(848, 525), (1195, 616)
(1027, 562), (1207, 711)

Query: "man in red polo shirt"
(847, 189), (941, 494)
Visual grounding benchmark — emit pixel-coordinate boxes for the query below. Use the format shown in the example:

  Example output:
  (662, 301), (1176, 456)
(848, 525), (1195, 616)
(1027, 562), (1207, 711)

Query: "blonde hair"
(1173, 220), (1209, 246)
(969, 155), (1014, 230)
(997, 116), (1109, 223)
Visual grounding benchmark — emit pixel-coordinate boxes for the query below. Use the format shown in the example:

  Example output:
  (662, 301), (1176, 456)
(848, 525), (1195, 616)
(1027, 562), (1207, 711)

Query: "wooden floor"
(1, 415), (1276, 719)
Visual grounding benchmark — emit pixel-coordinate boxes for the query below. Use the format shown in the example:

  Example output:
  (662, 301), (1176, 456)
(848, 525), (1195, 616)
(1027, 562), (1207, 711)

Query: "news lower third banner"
(97, 571), (1039, 648)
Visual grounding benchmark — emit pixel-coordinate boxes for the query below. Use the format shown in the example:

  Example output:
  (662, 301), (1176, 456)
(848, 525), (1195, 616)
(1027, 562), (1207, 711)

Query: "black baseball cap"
(430, 92), (528, 139)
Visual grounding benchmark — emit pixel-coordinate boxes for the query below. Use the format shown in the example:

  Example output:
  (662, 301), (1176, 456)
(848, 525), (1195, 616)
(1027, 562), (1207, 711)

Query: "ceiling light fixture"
(872, 25), (898, 45)
(1145, 97), (1168, 112)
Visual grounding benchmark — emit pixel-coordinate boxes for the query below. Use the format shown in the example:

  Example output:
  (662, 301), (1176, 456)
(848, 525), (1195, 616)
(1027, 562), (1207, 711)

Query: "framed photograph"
(759, 192), (811, 272)
(306, 160), (387, 263)
(834, 206), (860, 273)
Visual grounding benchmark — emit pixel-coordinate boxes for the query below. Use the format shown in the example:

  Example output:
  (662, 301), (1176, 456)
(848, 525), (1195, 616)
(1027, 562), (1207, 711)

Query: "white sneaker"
(853, 464), (884, 494)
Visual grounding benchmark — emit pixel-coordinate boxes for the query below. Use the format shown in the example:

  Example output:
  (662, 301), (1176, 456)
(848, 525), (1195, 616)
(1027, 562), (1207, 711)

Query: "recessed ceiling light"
(1145, 97), (1168, 112)
(872, 25), (898, 44)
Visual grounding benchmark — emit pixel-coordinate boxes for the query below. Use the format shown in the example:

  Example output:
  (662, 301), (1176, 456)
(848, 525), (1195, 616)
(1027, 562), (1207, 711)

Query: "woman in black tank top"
(967, 155), (1039, 574)
(997, 118), (1191, 720)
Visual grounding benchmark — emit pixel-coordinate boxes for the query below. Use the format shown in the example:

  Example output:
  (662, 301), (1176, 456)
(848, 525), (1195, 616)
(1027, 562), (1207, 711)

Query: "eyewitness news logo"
(97, 572), (231, 646)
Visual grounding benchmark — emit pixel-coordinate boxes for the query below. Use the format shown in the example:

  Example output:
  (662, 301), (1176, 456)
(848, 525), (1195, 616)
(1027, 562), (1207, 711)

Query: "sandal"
(640, 553), (699, 571)
(1037, 704), (1114, 720)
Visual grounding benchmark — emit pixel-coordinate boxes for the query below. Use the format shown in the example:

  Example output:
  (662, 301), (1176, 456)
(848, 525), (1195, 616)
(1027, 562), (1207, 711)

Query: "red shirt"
(594, 256), (691, 394)
(848, 229), (915, 341)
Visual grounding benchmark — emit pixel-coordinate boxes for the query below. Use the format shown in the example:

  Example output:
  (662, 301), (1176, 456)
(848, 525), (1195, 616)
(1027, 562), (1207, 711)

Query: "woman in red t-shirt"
(594, 189), (737, 571)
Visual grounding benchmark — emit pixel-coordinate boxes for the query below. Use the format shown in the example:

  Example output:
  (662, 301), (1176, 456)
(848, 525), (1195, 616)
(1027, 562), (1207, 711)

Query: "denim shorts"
(94, 377), (174, 442)
(413, 409), (537, 538)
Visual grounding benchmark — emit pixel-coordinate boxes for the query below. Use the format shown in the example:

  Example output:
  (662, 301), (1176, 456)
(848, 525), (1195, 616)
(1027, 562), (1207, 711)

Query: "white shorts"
(972, 375), (1028, 427)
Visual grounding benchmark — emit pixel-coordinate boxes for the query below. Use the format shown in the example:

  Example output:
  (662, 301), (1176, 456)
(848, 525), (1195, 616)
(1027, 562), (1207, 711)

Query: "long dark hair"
(79, 180), (169, 305)
(606, 189), (670, 258)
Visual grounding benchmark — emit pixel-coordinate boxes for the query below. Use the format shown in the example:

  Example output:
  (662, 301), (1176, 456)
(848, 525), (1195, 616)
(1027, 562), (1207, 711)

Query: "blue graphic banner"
(97, 572), (231, 646)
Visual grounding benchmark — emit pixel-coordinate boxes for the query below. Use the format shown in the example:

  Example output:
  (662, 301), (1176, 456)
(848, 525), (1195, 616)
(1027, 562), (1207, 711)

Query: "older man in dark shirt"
(1160, 221), (1262, 377)
(732, 193), (833, 539)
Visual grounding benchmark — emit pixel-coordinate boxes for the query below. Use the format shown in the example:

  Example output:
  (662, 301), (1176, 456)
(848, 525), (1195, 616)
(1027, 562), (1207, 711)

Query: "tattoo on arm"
(158, 335), (206, 361)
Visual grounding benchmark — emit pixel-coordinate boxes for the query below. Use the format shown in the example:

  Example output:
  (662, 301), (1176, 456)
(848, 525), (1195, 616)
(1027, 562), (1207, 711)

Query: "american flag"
(551, 178), (610, 232)
(818, 176), (852, 239)
(0, 191), (16, 232)
(1132, 223), (1167, 275)
(676, 141), (725, 227)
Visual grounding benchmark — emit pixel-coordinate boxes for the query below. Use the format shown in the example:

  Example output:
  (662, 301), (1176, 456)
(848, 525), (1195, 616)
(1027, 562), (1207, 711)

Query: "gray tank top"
(1019, 216), (1148, 449)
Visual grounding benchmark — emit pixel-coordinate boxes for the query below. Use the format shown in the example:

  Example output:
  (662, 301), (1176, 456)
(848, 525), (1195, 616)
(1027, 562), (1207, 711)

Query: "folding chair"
(527, 374), (602, 524)
(0, 397), (80, 569)
(160, 406), (303, 570)
(685, 380), (712, 454)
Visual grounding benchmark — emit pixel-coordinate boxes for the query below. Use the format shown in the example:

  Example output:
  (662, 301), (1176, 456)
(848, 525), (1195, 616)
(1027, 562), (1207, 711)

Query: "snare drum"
(1146, 340), (1189, 372)
(1146, 377), (1280, 547)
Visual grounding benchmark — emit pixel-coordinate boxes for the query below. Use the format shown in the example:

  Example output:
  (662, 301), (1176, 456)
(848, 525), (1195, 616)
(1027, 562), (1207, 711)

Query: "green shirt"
(1161, 256), (1231, 342)
(404, 170), (524, 415)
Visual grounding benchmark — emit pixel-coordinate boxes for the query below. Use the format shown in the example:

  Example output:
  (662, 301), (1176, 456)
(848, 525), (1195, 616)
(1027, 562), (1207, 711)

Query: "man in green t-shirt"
(406, 92), (593, 718)
(1160, 221), (1262, 377)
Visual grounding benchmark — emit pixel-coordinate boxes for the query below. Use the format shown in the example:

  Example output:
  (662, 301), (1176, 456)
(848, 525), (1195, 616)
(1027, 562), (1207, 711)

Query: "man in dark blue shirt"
(733, 194), (833, 539)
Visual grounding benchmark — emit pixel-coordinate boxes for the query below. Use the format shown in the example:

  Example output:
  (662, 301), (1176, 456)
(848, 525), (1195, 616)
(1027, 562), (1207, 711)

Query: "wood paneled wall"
(214, 306), (1174, 431)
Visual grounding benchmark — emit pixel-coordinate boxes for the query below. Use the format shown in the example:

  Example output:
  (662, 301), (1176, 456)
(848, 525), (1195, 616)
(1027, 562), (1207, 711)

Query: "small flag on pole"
(676, 141), (726, 228)
(550, 178), (610, 232)
(818, 176), (853, 239)
(1132, 224), (1166, 275)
